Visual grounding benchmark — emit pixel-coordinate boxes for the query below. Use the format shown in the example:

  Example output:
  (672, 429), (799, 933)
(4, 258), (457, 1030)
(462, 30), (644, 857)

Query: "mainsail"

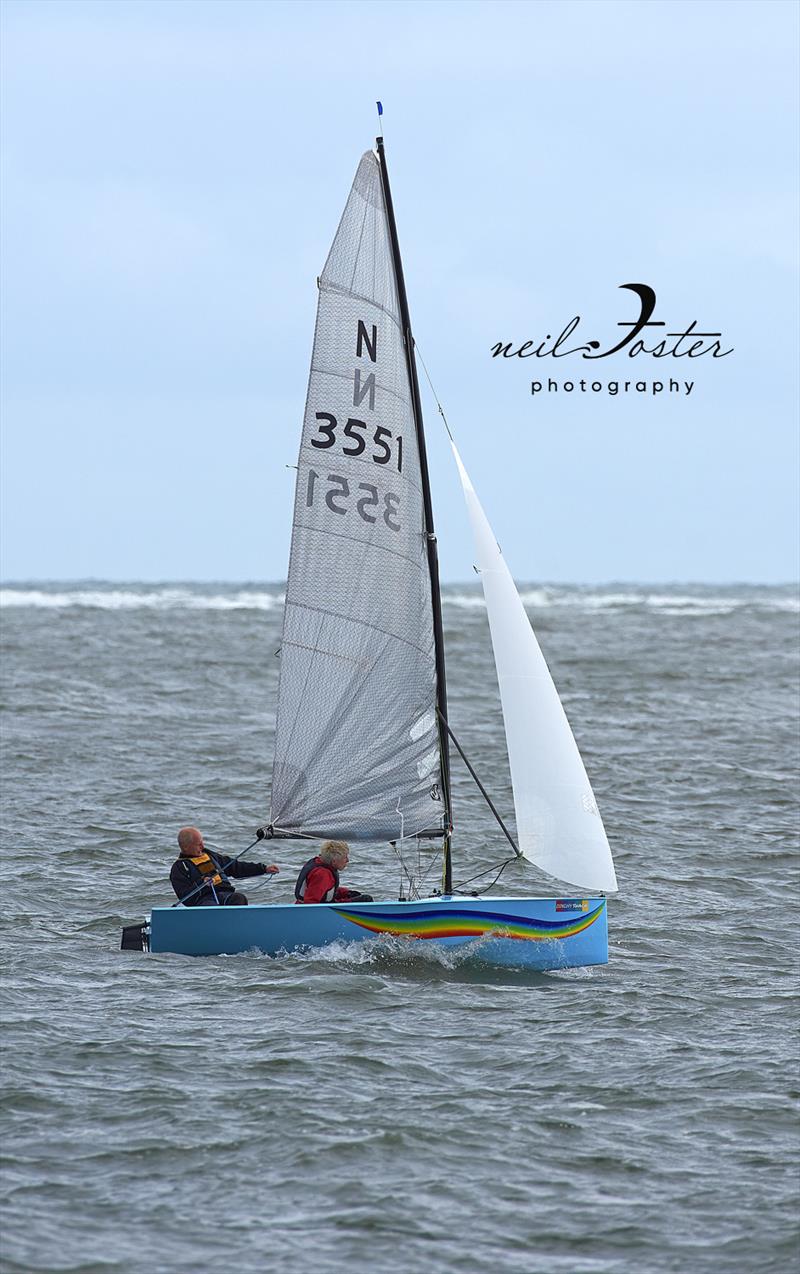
(269, 151), (446, 843)
(451, 442), (618, 894)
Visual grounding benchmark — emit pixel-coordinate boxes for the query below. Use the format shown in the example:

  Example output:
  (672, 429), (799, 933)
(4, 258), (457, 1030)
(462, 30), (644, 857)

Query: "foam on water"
(275, 933), (470, 970)
(0, 587), (285, 610)
(2, 582), (797, 614)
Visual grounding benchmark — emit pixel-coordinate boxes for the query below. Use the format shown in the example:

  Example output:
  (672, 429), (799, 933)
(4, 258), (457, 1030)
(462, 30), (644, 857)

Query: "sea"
(0, 581), (798, 1274)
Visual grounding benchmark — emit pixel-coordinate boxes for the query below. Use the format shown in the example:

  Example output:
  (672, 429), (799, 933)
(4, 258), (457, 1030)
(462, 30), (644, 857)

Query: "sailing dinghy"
(135, 131), (618, 970)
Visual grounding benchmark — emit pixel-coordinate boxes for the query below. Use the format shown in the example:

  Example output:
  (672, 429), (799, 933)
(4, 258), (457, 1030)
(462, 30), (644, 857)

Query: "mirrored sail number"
(310, 413), (403, 473)
(306, 469), (401, 532)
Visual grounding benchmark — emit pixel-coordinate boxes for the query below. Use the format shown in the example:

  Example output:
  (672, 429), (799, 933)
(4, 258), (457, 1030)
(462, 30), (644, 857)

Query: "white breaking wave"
(443, 591), (493, 609)
(0, 588), (285, 611)
(0, 586), (796, 613)
(447, 589), (800, 614)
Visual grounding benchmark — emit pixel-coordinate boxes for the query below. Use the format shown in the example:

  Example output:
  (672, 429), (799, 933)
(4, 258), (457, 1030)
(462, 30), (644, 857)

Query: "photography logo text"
(491, 284), (733, 399)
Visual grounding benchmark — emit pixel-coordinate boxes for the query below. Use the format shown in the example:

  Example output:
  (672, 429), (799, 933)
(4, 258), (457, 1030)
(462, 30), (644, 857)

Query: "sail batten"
(269, 150), (446, 843)
(451, 442), (618, 894)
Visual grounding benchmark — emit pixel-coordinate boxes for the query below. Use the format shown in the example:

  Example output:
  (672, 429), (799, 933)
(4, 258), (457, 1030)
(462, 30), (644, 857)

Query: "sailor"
(294, 840), (373, 904)
(170, 826), (279, 906)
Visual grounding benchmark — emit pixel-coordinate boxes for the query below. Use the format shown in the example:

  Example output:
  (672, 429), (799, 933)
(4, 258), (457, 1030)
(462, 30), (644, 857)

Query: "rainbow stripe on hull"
(147, 896), (609, 970)
(332, 902), (605, 942)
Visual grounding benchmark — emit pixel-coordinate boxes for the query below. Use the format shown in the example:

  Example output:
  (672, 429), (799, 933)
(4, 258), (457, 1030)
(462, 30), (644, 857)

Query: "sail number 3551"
(310, 413), (403, 472)
(306, 469), (401, 532)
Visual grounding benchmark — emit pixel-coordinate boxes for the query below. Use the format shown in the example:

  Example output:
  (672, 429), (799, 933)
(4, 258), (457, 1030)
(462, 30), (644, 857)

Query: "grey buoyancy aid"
(294, 856), (339, 902)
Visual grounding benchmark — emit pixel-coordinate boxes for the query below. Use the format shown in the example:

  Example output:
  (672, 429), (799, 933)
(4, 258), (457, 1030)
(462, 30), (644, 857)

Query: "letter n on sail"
(356, 320), (377, 362)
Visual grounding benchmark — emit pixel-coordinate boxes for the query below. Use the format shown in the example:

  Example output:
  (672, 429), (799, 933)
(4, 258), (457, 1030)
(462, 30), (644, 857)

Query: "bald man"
(170, 826), (279, 907)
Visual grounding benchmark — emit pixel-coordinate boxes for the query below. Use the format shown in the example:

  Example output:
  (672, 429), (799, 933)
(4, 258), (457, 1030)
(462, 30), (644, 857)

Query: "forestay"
(270, 151), (445, 843)
(451, 443), (618, 893)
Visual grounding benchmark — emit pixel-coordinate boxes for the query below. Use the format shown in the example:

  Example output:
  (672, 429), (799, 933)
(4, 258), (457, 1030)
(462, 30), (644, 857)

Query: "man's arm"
(170, 860), (196, 901)
(217, 856), (279, 880)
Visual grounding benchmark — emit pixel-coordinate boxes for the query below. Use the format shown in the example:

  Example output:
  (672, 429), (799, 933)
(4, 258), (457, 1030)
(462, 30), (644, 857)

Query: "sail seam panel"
(307, 363), (413, 415)
(289, 521), (428, 574)
(282, 600), (434, 661)
(318, 282), (403, 330)
(279, 638), (370, 667)
(349, 198), (370, 291)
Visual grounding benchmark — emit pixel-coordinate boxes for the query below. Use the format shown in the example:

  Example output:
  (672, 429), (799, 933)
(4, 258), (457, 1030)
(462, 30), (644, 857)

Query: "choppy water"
(1, 582), (798, 1274)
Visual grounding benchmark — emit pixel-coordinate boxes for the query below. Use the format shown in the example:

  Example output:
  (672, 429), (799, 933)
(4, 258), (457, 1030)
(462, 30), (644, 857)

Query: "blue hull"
(148, 895), (609, 970)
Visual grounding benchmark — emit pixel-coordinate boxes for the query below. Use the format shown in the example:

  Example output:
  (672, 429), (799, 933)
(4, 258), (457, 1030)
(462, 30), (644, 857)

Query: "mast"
(376, 134), (453, 893)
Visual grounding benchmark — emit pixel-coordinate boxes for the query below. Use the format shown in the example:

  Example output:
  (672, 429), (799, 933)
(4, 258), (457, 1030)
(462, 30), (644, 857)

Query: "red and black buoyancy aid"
(294, 856), (339, 903)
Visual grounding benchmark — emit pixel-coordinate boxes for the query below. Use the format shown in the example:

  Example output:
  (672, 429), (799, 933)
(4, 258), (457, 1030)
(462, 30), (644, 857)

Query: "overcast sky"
(1, 0), (797, 582)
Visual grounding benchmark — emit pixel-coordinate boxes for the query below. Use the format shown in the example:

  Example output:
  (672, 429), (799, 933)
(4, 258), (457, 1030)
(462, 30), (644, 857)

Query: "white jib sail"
(451, 442), (618, 894)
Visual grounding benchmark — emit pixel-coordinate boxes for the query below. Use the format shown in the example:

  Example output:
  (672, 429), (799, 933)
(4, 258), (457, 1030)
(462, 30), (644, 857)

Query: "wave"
(1, 585), (797, 614)
(261, 932), (559, 983)
(449, 588), (799, 614)
(0, 588), (285, 611)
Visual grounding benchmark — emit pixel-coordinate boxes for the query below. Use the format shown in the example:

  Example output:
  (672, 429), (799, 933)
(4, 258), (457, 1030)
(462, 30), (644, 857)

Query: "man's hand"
(263, 864), (280, 874)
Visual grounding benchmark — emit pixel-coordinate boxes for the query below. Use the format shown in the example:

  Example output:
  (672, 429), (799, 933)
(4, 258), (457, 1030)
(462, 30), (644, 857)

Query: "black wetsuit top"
(170, 852), (268, 906)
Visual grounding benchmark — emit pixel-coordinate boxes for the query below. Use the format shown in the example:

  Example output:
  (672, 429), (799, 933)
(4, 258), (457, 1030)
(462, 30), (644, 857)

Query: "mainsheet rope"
(451, 856), (518, 895)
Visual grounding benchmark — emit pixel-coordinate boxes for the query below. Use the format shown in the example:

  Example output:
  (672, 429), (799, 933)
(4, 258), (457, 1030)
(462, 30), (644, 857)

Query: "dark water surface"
(1, 583), (798, 1274)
